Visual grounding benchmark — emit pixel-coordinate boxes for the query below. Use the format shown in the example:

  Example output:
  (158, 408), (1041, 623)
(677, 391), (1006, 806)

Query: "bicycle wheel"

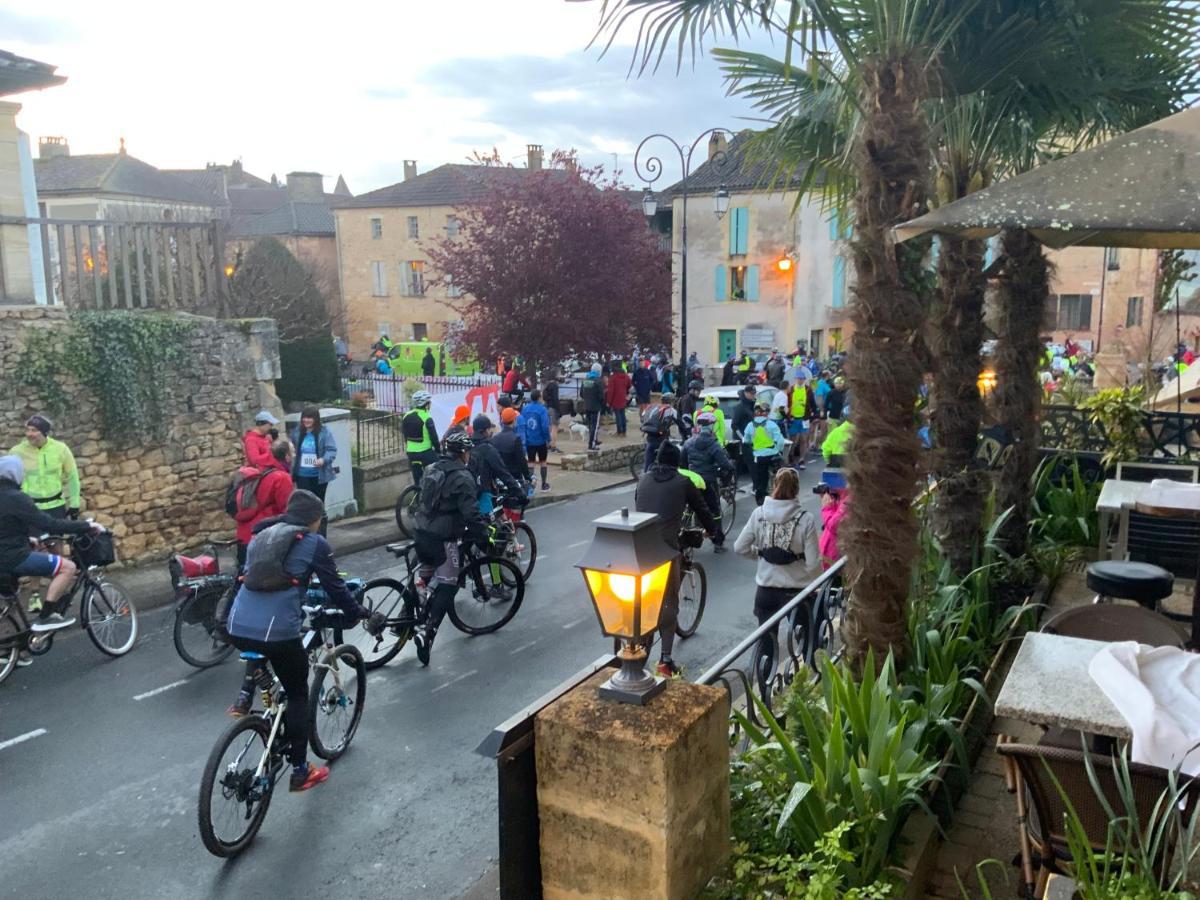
(308, 644), (366, 761)
(395, 485), (420, 538)
(449, 556), (525, 635)
(510, 522), (537, 580)
(675, 560), (707, 638)
(173, 583), (235, 669)
(82, 579), (138, 657)
(198, 715), (278, 857)
(0, 608), (22, 686)
(349, 577), (413, 670)
(720, 487), (737, 538)
(629, 451), (643, 481)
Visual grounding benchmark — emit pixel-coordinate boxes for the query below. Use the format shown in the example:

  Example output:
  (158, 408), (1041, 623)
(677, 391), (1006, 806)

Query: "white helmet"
(412, 390), (432, 407)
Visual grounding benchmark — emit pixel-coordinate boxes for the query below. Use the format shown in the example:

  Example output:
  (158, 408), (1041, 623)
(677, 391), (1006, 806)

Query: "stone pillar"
(0, 101), (35, 303)
(535, 670), (730, 900)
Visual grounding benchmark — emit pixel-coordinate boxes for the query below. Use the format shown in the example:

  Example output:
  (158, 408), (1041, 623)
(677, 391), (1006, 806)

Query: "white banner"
(429, 382), (501, 434)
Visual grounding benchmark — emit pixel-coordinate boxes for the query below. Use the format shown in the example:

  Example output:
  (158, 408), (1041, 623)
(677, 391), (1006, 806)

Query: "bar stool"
(1086, 560), (1173, 610)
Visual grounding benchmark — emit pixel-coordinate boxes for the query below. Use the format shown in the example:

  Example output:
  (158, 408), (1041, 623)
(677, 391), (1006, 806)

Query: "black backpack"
(758, 510), (807, 566)
(242, 523), (307, 591)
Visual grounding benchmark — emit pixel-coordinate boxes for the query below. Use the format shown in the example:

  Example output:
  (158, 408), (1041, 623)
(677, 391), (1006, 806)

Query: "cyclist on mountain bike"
(639, 393), (684, 473)
(412, 430), (489, 665)
(224, 489), (372, 793)
(681, 411), (733, 552)
(403, 391), (440, 487)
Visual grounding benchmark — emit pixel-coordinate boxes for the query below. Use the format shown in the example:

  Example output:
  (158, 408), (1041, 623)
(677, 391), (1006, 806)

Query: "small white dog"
(557, 414), (590, 442)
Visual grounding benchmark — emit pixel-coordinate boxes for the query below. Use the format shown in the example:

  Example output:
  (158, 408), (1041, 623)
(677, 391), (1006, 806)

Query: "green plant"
(1080, 385), (1147, 467)
(1031, 456), (1102, 548)
(277, 333), (338, 405)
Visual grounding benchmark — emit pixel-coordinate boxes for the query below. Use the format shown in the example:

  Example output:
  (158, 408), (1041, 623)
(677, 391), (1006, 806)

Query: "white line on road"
(0, 728), (46, 751)
(562, 617), (587, 630)
(431, 669), (478, 694)
(132, 679), (189, 701)
(564, 539), (589, 550)
(509, 640), (539, 656)
(368, 674), (388, 686)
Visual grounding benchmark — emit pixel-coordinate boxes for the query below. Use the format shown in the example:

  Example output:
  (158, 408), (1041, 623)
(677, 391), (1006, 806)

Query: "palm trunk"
(842, 54), (931, 670)
(995, 227), (1051, 557)
(930, 234), (987, 574)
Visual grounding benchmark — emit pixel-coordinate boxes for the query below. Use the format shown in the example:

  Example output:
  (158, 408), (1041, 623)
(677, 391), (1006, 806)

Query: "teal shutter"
(828, 209), (839, 242)
(746, 265), (760, 301)
(736, 208), (749, 254)
(832, 256), (845, 308)
(930, 235), (941, 269)
(728, 209), (738, 254)
(714, 265), (726, 302)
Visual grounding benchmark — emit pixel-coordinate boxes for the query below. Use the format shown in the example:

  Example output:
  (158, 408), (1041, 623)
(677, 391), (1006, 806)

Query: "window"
(1127, 296), (1144, 328)
(402, 260), (425, 296)
(728, 264), (760, 301)
(829, 328), (843, 352)
(1054, 294), (1093, 330)
(447, 281), (463, 298)
(407, 216), (419, 239)
(832, 256), (846, 308)
(371, 218), (382, 239)
(729, 207), (749, 255)
(445, 215), (460, 237)
(378, 322), (391, 338)
(370, 261), (387, 297)
(1105, 246), (1121, 271)
(809, 329), (824, 353)
(412, 323), (428, 341)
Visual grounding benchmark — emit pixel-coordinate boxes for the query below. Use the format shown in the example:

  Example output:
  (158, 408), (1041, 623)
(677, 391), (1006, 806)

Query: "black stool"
(1086, 560), (1174, 610)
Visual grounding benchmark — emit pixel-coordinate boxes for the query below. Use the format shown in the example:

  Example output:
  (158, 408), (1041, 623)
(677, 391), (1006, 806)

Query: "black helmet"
(443, 431), (474, 455)
(688, 379), (703, 392)
(497, 393), (513, 409)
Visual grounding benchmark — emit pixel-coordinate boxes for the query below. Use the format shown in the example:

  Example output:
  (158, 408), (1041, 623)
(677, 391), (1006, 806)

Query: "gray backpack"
(242, 523), (308, 591)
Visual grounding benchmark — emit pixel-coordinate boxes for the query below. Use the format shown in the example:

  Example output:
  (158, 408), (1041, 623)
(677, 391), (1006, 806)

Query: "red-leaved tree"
(426, 157), (671, 375)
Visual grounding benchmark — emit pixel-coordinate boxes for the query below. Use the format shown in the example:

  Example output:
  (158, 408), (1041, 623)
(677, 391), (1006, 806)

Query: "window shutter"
(735, 208), (749, 254)
(984, 237), (996, 271)
(714, 265), (726, 302)
(832, 256), (845, 309)
(746, 265), (760, 301)
(930, 236), (941, 269)
(828, 209), (839, 242)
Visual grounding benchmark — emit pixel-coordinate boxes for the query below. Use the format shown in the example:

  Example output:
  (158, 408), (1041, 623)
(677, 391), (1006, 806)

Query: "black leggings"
(230, 635), (309, 767)
(294, 477), (328, 536)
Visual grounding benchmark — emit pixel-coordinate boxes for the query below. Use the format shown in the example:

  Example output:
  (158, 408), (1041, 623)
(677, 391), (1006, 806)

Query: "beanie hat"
(472, 414), (493, 435)
(657, 441), (681, 467)
(285, 489), (324, 525)
(26, 415), (51, 436)
(500, 408), (518, 425)
(452, 404), (471, 425)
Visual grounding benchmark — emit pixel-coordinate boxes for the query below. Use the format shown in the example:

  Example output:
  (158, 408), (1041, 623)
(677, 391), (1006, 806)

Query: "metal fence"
(353, 411), (405, 464)
(340, 373), (502, 414)
(1041, 404), (1200, 458)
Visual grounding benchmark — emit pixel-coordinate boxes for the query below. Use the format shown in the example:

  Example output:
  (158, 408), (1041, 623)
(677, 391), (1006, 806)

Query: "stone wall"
(0, 306), (280, 562)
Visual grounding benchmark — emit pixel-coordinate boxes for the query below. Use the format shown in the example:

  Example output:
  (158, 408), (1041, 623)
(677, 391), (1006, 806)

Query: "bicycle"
(491, 497), (537, 580)
(0, 531), (136, 684)
(717, 472), (738, 538)
(197, 603), (366, 858)
(347, 538), (525, 670)
(169, 539), (238, 669)
(395, 483), (420, 538)
(675, 525), (708, 639)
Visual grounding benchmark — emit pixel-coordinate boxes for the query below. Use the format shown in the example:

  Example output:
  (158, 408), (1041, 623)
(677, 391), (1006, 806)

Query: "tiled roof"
(335, 164), (570, 209)
(228, 186), (288, 215)
(35, 153), (219, 205)
(162, 168), (227, 203)
(228, 201), (334, 238)
(0, 49), (65, 97)
(332, 175), (352, 197)
(662, 132), (813, 196)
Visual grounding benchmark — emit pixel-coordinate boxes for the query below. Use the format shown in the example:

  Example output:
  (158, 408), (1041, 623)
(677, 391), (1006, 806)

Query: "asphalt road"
(0, 462), (826, 900)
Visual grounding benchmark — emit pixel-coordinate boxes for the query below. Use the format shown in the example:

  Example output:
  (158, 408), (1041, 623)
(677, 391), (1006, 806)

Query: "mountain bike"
(169, 539), (238, 669)
(491, 498), (536, 580)
(197, 604), (366, 857)
(675, 526), (708, 639)
(718, 472), (738, 538)
(395, 483), (420, 538)
(0, 531), (136, 685)
(347, 539), (525, 670)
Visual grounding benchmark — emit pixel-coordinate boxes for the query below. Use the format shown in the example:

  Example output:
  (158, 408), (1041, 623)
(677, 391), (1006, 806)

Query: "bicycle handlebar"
(301, 605), (346, 616)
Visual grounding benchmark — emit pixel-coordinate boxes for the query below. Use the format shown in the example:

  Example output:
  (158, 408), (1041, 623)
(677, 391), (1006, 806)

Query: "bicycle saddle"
(385, 541), (415, 556)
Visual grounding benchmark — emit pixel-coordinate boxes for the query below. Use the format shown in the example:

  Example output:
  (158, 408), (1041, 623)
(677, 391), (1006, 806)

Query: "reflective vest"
(404, 408), (434, 454)
(751, 422), (776, 451)
(701, 403), (727, 444)
(738, 355), (752, 372)
(678, 468), (706, 491)
(823, 421), (854, 461)
(11, 436), (79, 510)
(790, 386), (808, 418)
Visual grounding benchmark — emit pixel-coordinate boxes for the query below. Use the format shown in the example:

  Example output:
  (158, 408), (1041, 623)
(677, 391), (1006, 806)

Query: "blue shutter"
(736, 208), (749, 255)
(832, 256), (845, 308)
(828, 209), (839, 242)
(714, 265), (726, 302)
(728, 209), (738, 254)
(746, 265), (760, 301)
(930, 235), (941, 269)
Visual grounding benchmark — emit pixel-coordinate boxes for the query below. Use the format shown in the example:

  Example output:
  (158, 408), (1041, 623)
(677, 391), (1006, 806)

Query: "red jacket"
(243, 430), (273, 467)
(605, 371), (631, 409)
(235, 460), (293, 544)
(503, 369), (529, 393)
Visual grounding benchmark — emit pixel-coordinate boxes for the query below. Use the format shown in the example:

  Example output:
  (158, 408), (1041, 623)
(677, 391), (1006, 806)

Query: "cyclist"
(0, 455), (103, 636)
(729, 384), (757, 476)
(681, 411), (733, 552)
(445, 404), (472, 439)
(412, 431), (489, 665)
(10, 415), (81, 519)
(678, 380), (705, 436)
(639, 392), (683, 473)
(224, 489), (371, 792)
(634, 441), (718, 676)
(493, 408), (532, 496)
(743, 400), (786, 506)
(698, 393), (728, 448)
(469, 415), (522, 515)
(402, 390), (440, 487)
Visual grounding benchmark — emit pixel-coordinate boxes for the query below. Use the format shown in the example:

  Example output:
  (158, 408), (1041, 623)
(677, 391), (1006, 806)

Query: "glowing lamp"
(224, 263), (235, 278)
(776, 256), (793, 273)
(576, 508), (678, 704)
(977, 369), (997, 395)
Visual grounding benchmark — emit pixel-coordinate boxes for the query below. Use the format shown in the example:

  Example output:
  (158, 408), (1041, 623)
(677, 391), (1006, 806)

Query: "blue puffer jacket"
(522, 402), (552, 446)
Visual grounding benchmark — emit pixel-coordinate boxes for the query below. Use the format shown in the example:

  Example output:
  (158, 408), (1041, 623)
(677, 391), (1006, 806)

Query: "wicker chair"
(996, 741), (1200, 898)
(1040, 603), (1186, 649)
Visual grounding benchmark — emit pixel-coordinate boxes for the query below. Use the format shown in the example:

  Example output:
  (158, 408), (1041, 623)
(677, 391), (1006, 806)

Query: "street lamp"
(576, 508), (677, 705)
(635, 128), (735, 383)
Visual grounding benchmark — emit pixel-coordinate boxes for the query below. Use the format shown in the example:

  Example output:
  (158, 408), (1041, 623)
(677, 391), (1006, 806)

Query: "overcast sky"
(2, 0), (778, 194)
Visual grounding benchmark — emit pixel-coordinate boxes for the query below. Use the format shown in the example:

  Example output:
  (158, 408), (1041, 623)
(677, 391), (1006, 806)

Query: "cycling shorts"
(13, 552), (63, 578)
(526, 444), (548, 463)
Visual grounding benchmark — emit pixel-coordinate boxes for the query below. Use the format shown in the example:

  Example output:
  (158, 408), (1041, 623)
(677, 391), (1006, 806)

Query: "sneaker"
(415, 628), (434, 666)
(30, 612), (75, 633)
(797, 462), (807, 471)
(656, 659), (681, 678)
(541, 483), (551, 492)
(488, 585), (514, 603)
(289, 762), (330, 793)
(713, 544), (727, 554)
(227, 694), (252, 718)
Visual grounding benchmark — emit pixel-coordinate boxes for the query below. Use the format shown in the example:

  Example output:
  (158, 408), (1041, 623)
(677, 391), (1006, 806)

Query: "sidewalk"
(107, 466), (634, 615)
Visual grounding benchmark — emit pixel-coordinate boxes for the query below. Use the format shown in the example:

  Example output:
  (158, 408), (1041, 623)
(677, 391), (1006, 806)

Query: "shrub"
(277, 334), (338, 405)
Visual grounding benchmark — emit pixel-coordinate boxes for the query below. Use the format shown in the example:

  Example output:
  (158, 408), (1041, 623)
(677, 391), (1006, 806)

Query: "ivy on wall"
(11, 311), (195, 445)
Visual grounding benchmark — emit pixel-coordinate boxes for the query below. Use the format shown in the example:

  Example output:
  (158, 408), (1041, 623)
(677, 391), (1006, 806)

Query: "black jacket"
(634, 465), (718, 551)
(421, 352), (436, 376)
(414, 458), (482, 541)
(731, 396), (756, 443)
(469, 436), (521, 496)
(825, 388), (846, 419)
(681, 432), (733, 487)
(579, 376), (603, 414)
(0, 480), (91, 572)
(631, 367), (654, 399)
(543, 380), (559, 414)
(491, 428), (530, 482)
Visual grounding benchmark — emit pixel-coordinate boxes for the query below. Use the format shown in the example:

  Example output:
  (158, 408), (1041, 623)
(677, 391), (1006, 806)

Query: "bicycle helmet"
(696, 411), (717, 428)
(661, 393), (676, 404)
(411, 390), (432, 408)
(442, 431), (475, 455)
(688, 379), (703, 392)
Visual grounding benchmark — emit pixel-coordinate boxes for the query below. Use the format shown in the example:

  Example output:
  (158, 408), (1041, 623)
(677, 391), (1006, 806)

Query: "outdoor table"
(1096, 479), (1148, 560)
(1134, 480), (1200, 647)
(994, 632), (1130, 739)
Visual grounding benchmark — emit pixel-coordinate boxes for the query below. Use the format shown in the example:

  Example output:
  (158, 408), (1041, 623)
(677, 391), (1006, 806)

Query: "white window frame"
(370, 217), (382, 239)
(407, 216), (419, 239)
(445, 215), (461, 237)
(370, 261), (387, 297)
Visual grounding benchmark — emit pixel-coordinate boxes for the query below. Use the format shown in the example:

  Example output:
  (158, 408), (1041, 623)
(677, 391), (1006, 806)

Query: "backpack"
(641, 405), (669, 436)
(242, 523), (308, 592)
(758, 510), (807, 566)
(225, 466), (271, 520)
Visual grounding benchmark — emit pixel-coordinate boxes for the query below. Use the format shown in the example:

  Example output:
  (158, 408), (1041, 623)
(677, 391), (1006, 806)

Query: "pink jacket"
(819, 494), (849, 568)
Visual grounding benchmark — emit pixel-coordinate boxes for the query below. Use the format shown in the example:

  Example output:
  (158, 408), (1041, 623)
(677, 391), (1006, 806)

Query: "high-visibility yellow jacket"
(9, 437), (80, 510)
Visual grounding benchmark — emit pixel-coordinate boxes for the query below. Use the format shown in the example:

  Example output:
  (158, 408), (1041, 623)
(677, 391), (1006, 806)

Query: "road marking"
(133, 679), (189, 701)
(431, 669), (478, 694)
(562, 617), (587, 630)
(368, 674), (388, 686)
(564, 539), (589, 550)
(509, 640), (539, 655)
(0, 728), (46, 751)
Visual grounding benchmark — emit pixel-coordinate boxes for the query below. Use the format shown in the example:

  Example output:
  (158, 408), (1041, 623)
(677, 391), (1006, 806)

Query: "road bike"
(169, 539), (238, 669)
(347, 538), (525, 670)
(197, 603), (366, 857)
(0, 531), (137, 684)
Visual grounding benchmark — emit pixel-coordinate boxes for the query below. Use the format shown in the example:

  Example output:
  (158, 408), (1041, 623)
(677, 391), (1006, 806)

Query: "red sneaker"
(289, 763), (330, 793)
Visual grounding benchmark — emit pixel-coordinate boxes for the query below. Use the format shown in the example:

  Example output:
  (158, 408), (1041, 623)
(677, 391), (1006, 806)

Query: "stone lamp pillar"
(534, 670), (730, 900)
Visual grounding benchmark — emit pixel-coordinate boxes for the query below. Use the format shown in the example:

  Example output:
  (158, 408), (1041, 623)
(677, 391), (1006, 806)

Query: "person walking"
(541, 373), (561, 451)
(242, 410), (279, 468)
(632, 359), (654, 417)
(402, 390), (440, 486)
(605, 364), (632, 437)
(290, 407), (337, 535)
(234, 438), (294, 571)
(785, 373), (817, 469)
(421, 347), (436, 377)
(522, 389), (553, 492)
(579, 363), (604, 451)
(743, 400), (786, 506)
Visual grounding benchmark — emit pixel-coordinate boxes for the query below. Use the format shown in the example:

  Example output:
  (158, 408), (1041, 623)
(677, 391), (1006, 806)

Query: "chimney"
(708, 131), (727, 162)
(286, 171), (324, 201)
(527, 144), (543, 171)
(38, 136), (70, 159)
(403, 160), (417, 181)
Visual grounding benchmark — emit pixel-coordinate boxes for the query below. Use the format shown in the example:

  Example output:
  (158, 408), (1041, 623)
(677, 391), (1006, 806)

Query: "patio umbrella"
(894, 105), (1200, 250)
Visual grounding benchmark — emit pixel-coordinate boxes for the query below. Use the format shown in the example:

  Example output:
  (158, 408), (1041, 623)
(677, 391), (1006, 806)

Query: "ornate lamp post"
(636, 129), (734, 381)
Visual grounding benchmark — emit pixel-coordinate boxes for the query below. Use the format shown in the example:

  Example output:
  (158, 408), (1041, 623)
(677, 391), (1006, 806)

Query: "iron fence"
(353, 411), (405, 464)
(340, 373), (501, 414)
(1040, 404), (1200, 458)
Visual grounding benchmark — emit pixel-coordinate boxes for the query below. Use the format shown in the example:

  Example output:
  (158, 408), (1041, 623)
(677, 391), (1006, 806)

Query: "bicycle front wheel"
(198, 715), (277, 857)
(675, 561), (707, 639)
(720, 488), (737, 538)
(173, 583), (235, 669)
(308, 644), (366, 760)
(395, 485), (420, 538)
(510, 522), (537, 580)
(349, 577), (413, 670)
(83, 579), (138, 657)
(449, 556), (525, 635)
